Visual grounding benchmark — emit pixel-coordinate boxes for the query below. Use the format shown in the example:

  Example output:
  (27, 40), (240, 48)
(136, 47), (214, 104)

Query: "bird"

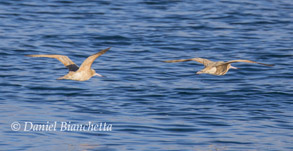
(164, 58), (274, 76)
(26, 47), (111, 81)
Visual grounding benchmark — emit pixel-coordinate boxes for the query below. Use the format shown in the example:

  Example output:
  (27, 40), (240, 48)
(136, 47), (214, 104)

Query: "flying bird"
(164, 58), (274, 76)
(26, 47), (111, 81)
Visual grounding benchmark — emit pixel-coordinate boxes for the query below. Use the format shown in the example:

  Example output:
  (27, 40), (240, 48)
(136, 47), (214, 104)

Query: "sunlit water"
(0, 0), (292, 151)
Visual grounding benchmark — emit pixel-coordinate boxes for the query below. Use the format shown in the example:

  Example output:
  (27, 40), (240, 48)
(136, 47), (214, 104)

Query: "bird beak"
(230, 66), (238, 69)
(94, 73), (104, 77)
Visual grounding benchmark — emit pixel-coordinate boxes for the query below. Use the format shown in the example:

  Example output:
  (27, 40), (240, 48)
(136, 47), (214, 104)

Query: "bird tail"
(57, 76), (65, 80)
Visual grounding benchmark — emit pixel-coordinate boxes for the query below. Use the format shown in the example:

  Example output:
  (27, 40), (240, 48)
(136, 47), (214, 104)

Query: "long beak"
(94, 73), (104, 77)
(230, 66), (238, 69)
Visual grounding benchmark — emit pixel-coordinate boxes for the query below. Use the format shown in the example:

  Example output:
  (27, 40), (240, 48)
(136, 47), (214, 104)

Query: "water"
(0, 0), (292, 150)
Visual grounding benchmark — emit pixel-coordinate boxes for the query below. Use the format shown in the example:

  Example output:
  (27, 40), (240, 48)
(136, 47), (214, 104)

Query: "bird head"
(91, 69), (104, 77)
(229, 65), (238, 69)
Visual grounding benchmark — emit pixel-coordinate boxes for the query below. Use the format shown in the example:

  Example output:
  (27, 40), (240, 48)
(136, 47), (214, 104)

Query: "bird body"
(164, 58), (274, 76)
(57, 69), (97, 81)
(26, 47), (110, 81)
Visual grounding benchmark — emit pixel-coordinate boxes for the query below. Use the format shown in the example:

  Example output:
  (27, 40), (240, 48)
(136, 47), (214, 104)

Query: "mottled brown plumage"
(26, 47), (110, 81)
(164, 58), (274, 76)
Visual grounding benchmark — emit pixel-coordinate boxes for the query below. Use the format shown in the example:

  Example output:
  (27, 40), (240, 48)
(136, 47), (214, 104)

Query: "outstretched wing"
(78, 47), (111, 71)
(25, 55), (79, 71)
(164, 58), (213, 67)
(225, 60), (274, 66)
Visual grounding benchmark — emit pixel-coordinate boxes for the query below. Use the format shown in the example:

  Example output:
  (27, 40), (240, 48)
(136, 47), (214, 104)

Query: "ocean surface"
(0, 0), (292, 151)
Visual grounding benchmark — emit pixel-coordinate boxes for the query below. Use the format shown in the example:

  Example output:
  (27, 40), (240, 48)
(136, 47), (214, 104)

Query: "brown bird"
(26, 47), (111, 81)
(164, 58), (274, 76)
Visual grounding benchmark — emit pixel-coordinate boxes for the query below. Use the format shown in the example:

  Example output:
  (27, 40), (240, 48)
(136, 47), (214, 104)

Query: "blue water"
(0, 0), (292, 151)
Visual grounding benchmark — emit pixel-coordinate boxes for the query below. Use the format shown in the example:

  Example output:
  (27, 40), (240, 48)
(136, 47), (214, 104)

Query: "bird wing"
(225, 60), (274, 66)
(164, 58), (213, 67)
(25, 55), (79, 71)
(78, 47), (111, 71)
